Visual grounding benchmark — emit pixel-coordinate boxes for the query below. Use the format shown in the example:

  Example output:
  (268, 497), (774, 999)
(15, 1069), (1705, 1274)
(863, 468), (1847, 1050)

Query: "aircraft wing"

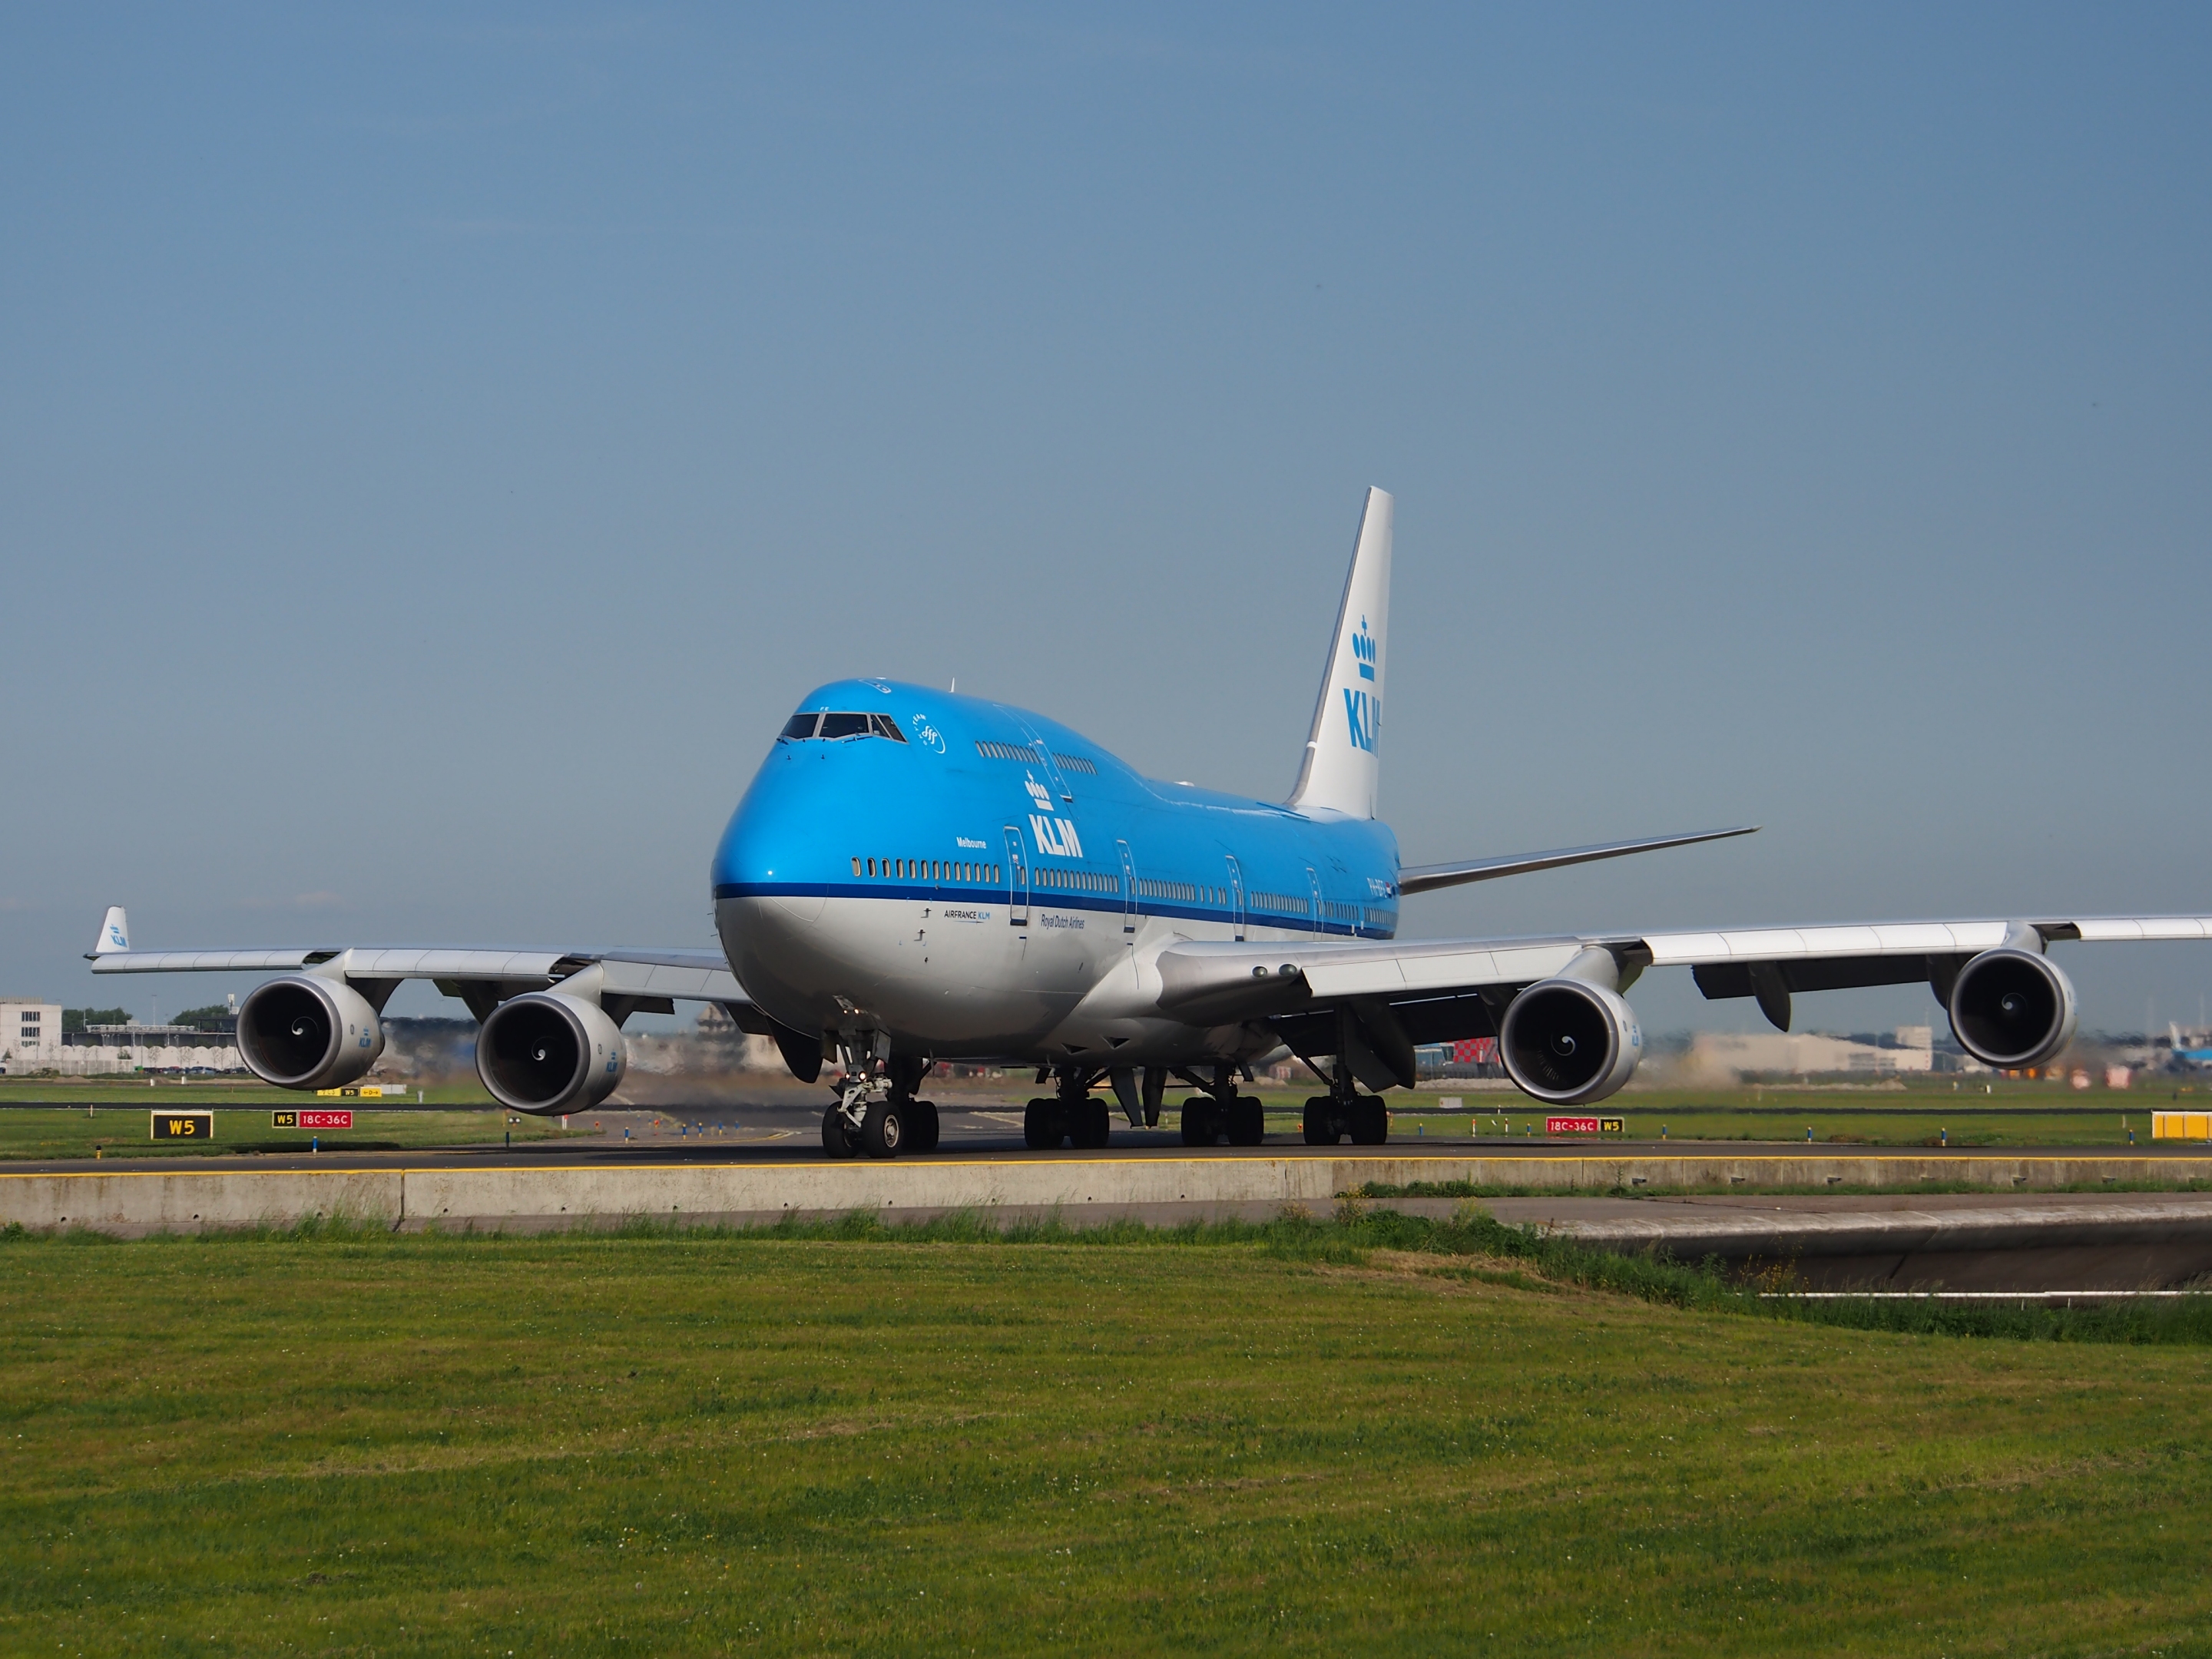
(84, 910), (762, 1025)
(1155, 912), (2212, 1081)
(1396, 824), (1758, 895)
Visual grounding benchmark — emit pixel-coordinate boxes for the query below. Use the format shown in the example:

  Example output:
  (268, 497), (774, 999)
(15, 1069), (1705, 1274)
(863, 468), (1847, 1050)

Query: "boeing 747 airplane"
(86, 489), (2212, 1156)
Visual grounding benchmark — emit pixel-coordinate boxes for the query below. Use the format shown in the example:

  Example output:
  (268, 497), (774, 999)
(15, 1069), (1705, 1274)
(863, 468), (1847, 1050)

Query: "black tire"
(861, 1100), (906, 1158)
(822, 1105), (859, 1158)
(1351, 1101), (1389, 1145)
(1179, 1098), (1216, 1147)
(1227, 1095), (1266, 1146)
(1075, 1098), (1111, 1150)
(909, 1099), (941, 1154)
(1024, 1099), (1062, 1150)
(1302, 1096), (1339, 1146)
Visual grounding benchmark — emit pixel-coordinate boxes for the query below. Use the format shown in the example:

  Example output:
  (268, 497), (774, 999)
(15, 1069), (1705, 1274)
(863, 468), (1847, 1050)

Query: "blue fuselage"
(710, 679), (1399, 1065)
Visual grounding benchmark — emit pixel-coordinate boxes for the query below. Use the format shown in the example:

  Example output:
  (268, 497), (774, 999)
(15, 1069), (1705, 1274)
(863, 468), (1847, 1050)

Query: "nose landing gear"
(820, 1044), (941, 1159)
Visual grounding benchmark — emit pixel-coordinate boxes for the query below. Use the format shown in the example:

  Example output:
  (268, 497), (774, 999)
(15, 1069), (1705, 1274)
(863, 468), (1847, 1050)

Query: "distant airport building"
(0, 1002), (244, 1075)
(58, 1022), (244, 1075)
(0, 1000), (62, 1070)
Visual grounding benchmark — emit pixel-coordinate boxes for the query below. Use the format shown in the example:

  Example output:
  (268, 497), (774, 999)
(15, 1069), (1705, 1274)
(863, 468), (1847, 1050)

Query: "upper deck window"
(781, 711), (909, 744)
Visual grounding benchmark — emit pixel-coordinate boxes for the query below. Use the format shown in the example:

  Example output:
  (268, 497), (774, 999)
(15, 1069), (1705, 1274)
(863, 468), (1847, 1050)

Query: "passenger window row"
(1137, 877), (1199, 902)
(1036, 867), (1116, 892)
(783, 712), (909, 743)
(853, 857), (1002, 883)
(972, 740), (1099, 774)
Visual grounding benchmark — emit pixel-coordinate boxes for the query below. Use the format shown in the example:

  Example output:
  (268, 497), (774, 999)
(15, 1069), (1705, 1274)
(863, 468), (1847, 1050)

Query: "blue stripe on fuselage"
(710, 880), (1396, 937)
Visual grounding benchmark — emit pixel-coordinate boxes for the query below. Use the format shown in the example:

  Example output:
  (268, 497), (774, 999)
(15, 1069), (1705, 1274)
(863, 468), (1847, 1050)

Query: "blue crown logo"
(1351, 617), (1377, 681)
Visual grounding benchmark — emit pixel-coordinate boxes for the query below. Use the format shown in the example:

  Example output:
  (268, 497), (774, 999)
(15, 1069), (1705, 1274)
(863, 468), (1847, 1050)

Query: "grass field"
(0, 1078), (495, 1106)
(0, 1108), (581, 1161)
(5, 1212), (2210, 1655)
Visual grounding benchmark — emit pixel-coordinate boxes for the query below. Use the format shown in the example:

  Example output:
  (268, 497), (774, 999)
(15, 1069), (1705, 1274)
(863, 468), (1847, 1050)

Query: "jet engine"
(476, 992), (628, 1115)
(1947, 947), (2077, 1069)
(236, 975), (385, 1091)
(1498, 973), (1644, 1105)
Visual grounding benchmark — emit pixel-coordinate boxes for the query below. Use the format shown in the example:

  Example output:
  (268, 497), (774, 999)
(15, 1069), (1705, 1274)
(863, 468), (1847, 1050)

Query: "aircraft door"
(1004, 826), (1031, 926)
(1306, 866), (1324, 938)
(1225, 856), (1245, 942)
(1116, 840), (1137, 934)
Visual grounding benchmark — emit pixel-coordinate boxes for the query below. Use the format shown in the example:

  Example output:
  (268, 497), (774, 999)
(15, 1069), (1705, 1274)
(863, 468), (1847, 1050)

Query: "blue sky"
(3, 5), (2208, 1035)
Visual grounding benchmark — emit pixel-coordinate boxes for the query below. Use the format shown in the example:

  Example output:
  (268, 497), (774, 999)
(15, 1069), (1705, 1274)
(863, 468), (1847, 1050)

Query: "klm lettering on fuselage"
(1025, 775), (1084, 859)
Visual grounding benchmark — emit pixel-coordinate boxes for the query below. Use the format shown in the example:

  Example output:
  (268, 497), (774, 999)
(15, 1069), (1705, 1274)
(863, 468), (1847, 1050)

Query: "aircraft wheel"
(1350, 1101), (1389, 1145)
(1227, 1096), (1266, 1146)
(909, 1099), (941, 1154)
(861, 1100), (906, 1159)
(1302, 1097), (1339, 1145)
(1178, 1098), (1212, 1146)
(822, 1105), (859, 1158)
(1074, 1098), (1111, 1150)
(1024, 1099), (1062, 1150)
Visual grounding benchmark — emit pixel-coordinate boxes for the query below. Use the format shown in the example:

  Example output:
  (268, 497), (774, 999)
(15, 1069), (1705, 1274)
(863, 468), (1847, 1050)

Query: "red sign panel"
(300, 1110), (353, 1131)
(1545, 1116), (1624, 1136)
(1451, 1037), (1497, 1065)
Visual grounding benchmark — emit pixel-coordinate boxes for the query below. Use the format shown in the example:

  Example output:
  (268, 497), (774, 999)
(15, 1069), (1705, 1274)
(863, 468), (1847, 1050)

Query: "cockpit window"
(780, 710), (909, 744)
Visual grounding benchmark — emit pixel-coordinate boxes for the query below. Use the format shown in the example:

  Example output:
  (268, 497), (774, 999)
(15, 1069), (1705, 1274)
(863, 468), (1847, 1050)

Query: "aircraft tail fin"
(91, 906), (131, 957)
(1286, 487), (1392, 819)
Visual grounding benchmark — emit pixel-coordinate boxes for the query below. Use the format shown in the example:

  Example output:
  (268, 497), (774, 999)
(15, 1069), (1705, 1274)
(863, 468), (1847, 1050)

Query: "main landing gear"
(1025, 1066), (1112, 1150)
(1301, 1071), (1389, 1145)
(1179, 1064), (1266, 1147)
(820, 1048), (941, 1160)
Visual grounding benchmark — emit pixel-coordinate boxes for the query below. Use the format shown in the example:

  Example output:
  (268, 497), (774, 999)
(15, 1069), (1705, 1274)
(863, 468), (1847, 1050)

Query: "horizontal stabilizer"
(1398, 825), (1758, 896)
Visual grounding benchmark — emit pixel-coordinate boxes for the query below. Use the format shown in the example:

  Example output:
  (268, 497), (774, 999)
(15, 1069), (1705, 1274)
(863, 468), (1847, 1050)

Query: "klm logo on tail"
(1343, 613), (1381, 753)
(1343, 687), (1379, 753)
(1352, 617), (1377, 681)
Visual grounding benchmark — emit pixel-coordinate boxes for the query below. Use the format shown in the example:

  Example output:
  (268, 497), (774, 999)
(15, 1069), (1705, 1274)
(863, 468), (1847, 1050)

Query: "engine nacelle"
(1948, 947), (2077, 1069)
(476, 992), (628, 1115)
(1498, 977), (1643, 1105)
(237, 975), (385, 1091)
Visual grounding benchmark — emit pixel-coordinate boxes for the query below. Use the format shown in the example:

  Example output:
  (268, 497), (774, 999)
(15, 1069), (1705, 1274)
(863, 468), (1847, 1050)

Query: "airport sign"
(150, 1110), (214, 1141)
(1546, 1116), (1626, 1136)
(272, 1110), (353, 1130)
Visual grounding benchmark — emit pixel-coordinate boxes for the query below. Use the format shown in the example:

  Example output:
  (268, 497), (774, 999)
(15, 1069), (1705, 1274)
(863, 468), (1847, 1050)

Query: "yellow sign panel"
(150, 1111), (214, 1141)
(2153, 1111), (2212, 1141)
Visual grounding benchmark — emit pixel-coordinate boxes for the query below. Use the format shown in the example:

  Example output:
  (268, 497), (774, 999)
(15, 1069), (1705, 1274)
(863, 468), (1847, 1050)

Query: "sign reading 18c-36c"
(150, 1111), (214, 1141)
(272, 1110), (353, 1130)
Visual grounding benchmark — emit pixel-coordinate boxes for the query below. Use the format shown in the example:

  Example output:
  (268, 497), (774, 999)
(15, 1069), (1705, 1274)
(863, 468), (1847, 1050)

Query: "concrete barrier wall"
(2, 1150), (2210, 1236)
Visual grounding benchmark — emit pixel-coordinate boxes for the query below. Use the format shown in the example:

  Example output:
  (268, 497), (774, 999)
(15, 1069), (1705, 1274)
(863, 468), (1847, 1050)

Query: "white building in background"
(57, 1024), (243, 1075)
(1690, 1025), (1938, 1078)
(0, 1000), (62, 1071)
